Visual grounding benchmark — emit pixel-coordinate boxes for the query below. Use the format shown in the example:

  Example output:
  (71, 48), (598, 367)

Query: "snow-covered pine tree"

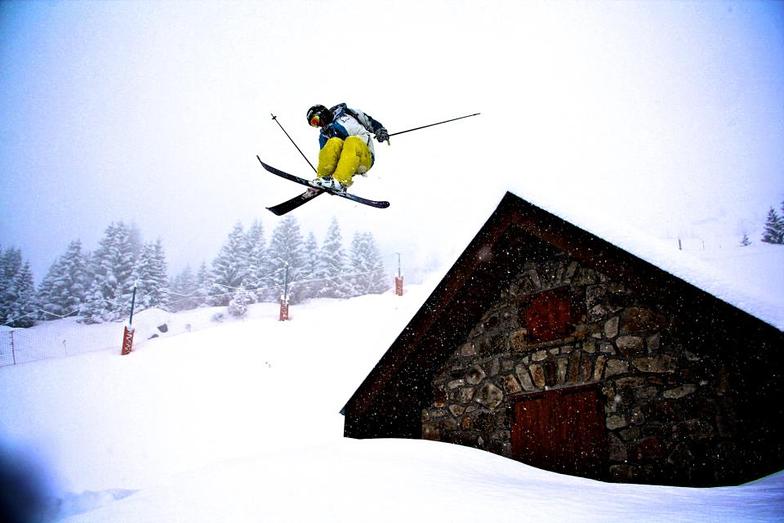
(37, 240), (88, 320)
(134, 239), (170, 311)
(80, 269), (107, 323)
(6, 261), (37, 327)
(208, 223), (250, 306)
(228, 283), (254, 318)
(348, 231), (388, 296)
(740, 232), (751, 247)
(81, 222), (141, 323)
(267, 216), (307, 304)
(195, 262), (211, 307)
(300, 232), (320, 301)
(169, 269), (186, 312)
(315, 218), (352, 299)
(246, 220), (270, 302)
(778, 201), (784, 243)
(0, 247), (23, 325)
(0, 246), (6, 321)
(169, 266), (201, 312)
(0, 248), (38, 328)
(761, 206), (784, 244)
(35, 275), (55, 320)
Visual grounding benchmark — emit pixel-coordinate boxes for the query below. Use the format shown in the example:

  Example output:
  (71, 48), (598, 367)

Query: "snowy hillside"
(1, 267), (784, 521)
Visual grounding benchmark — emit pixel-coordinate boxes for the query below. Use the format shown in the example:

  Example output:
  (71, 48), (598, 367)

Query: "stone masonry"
(421, 252), (739, 484)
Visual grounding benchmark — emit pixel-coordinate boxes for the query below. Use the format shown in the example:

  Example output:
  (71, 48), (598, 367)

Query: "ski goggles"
(309, 114), (323, 127)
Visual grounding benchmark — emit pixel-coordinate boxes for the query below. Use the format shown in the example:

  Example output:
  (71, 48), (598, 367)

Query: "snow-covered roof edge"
(510, 189), (783, 332)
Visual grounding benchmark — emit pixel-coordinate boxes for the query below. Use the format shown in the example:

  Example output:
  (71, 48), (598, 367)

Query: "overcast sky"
(1, 0), (782, 283)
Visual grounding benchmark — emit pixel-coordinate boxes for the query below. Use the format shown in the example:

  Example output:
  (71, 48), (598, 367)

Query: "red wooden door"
(511, 385), (607, 478)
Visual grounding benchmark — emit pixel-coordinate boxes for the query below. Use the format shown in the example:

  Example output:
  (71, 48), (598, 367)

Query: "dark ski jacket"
(319, 103), (385, 164)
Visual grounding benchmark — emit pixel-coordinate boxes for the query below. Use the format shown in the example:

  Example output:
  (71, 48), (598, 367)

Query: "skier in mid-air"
(306, 103), (389, 193)
(259, 107), (476, 215)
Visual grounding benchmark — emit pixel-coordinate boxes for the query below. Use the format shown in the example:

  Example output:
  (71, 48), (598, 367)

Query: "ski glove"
(375, 128), (390, 143)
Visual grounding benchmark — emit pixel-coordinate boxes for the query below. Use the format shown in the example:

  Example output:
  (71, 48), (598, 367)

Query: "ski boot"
(312, 176), (347, 193)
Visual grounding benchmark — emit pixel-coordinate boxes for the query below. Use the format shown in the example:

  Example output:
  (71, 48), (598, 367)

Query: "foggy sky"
(1, 0), (782, 283)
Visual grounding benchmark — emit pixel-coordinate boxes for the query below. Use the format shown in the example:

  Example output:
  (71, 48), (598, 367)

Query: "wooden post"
(395, 276), (404, 296)
(394, 252), (404, 296)
(121, 286), (137, 355)
(279, 263), (290, 321)
(121, 325), (135, 356)
(279, 299), (289, 321)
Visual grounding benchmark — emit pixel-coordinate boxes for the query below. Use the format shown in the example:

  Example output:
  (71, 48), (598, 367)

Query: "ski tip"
(265, 206), (287, 216)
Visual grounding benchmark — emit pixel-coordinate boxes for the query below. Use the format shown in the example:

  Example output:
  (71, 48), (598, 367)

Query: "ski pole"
(270, 113), (317, 173)
(389, 112), (480, 138)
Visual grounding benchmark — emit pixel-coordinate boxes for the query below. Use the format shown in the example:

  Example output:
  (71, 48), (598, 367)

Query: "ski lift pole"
(388, 112), (480, 139)
(270, 113), (317, 174)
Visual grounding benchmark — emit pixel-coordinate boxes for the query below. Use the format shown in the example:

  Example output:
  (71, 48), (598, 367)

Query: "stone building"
(342, 192), (784, 487)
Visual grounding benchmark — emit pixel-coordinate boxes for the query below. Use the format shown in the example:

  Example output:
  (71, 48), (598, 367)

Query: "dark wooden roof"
(341, 191), (783, 438)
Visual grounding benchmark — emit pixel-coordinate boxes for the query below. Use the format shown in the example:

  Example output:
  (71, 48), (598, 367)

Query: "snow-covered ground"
(1, 245), (783, 522)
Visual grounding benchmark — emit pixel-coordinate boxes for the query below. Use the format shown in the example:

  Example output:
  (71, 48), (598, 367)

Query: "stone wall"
(421, 252), (738, 485)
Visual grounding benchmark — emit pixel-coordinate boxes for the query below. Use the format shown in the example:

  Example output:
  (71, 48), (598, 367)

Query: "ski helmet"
(307, 104), (332, 127)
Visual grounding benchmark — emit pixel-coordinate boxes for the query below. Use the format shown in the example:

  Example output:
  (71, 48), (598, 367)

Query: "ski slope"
(1, 258), (783, 521)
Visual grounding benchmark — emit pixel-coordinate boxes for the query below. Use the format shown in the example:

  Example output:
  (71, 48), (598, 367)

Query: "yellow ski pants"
(317, 136), (373, 187)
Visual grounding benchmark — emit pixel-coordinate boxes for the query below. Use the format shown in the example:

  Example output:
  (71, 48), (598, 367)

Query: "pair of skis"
(260, 111), (480, 215)
(257, 156), (389, 216)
